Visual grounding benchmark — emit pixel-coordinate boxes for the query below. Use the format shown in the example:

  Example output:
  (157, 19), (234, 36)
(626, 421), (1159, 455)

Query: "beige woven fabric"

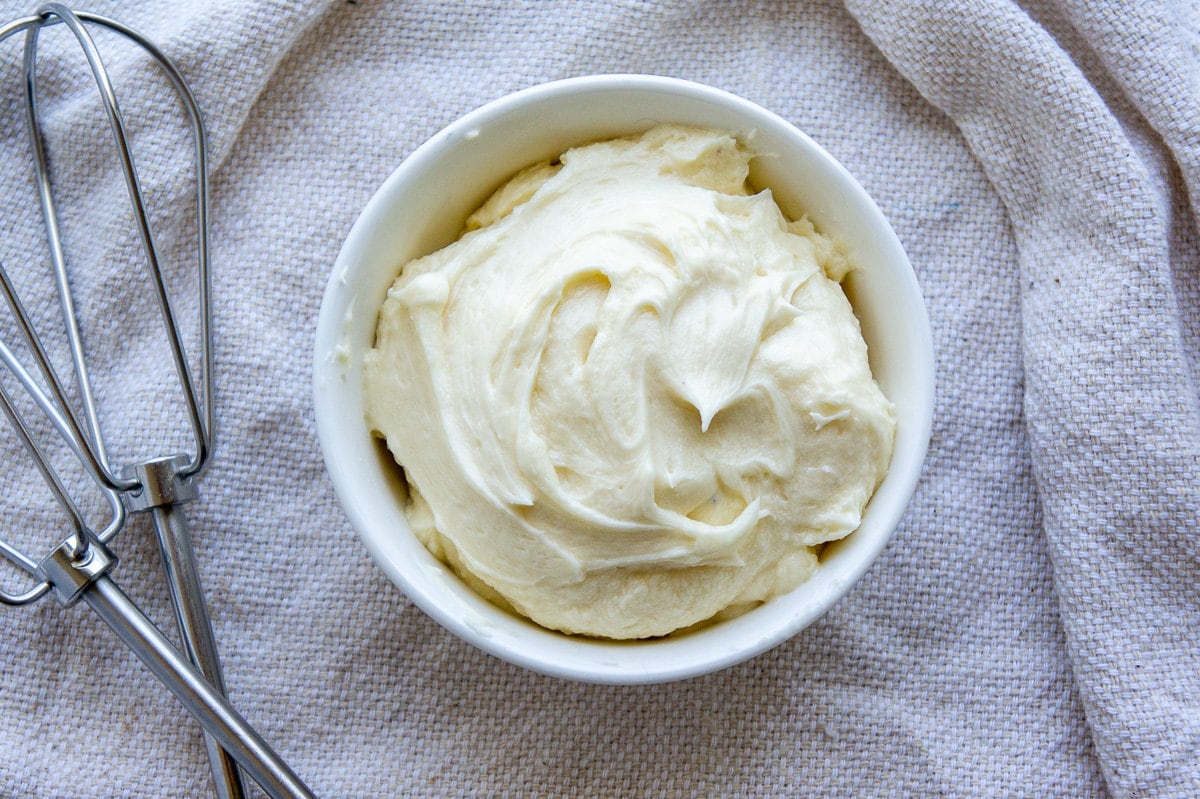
(0, 1), (1194, 797)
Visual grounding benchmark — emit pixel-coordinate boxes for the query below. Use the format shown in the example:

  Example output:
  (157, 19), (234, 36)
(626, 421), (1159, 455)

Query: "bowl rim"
(313, 74), (934, 684)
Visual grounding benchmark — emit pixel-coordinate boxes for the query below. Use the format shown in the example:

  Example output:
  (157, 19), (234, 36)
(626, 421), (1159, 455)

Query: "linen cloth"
(0, 1), (1195, 796)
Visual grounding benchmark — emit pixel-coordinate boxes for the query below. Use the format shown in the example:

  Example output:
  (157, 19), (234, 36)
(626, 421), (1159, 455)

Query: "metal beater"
(0, 6), (317, 798)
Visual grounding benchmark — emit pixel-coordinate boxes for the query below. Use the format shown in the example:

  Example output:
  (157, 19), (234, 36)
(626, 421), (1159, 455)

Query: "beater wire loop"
(20, 3), (213, 485)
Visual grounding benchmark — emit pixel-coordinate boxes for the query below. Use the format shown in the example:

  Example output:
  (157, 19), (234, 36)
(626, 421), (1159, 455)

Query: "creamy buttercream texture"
(364, 125), (895, 639)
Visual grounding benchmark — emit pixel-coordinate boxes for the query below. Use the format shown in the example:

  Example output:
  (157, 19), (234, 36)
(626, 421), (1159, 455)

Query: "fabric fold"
(844, 1), (1200, 795)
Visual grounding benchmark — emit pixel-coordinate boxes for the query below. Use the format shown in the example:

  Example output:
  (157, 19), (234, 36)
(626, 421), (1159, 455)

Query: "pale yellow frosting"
(364, 125), (895, 639)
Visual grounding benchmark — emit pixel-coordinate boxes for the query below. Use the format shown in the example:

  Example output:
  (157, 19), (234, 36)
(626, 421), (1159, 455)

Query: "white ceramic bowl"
(314, 75), (933, 684)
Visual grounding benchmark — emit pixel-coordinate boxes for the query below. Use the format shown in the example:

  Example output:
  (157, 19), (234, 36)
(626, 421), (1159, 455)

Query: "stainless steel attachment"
(0, 6), (317, 798)
(0, 372), (316, 799)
